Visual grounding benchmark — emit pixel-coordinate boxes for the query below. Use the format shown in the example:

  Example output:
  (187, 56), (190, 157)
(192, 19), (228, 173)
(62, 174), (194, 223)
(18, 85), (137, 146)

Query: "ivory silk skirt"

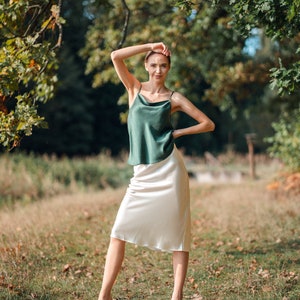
(111, 146), (191, 252)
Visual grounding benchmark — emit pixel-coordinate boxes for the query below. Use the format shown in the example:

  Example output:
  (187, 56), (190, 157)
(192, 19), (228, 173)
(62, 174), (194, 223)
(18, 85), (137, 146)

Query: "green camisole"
(127, 92), (174, 166)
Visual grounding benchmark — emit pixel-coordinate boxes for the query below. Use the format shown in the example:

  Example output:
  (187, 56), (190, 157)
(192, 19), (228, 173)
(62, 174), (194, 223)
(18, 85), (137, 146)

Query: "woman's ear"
(144, 63), (148, 72)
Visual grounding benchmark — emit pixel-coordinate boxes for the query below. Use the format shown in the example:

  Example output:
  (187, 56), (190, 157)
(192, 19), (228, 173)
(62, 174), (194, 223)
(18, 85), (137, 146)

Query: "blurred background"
(7, 0), (298, 158)
(1, 0), (299, 202)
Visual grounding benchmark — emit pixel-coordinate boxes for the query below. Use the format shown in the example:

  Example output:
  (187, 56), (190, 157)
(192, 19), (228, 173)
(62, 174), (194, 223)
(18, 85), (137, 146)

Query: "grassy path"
(0, 177), (299, 299)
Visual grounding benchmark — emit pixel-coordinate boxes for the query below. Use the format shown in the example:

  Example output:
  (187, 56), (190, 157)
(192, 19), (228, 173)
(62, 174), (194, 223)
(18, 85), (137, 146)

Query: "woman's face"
(145, 53), (170, 83)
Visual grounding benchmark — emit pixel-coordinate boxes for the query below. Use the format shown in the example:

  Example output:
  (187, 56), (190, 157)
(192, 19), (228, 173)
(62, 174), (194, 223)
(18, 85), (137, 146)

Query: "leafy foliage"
(0, 0), (64, 149)
(177, 0), (300, 95)
(81, 1), (285, 154)
(270, 58), (300, 95)
(226, 0), (300, 38)
(81, 0), (254, 152)
(266, 107), (300, 172)
(16, 0), (129, 156)
(1, 0), (299, 162)
(218, 0), (300, 95)
(173, 0), (300, 168)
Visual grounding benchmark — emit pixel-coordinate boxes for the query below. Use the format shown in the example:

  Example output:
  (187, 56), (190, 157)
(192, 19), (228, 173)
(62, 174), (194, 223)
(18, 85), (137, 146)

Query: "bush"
(266, 107), (300, 172)
(0, 152), (132, 205)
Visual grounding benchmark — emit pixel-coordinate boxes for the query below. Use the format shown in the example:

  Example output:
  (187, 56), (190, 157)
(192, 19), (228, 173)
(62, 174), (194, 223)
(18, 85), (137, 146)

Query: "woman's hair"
(145, 51), (171, 64)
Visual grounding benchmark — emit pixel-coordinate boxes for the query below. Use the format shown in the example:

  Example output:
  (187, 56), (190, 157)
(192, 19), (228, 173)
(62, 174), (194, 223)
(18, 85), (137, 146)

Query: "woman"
(98, 42), (215, 300)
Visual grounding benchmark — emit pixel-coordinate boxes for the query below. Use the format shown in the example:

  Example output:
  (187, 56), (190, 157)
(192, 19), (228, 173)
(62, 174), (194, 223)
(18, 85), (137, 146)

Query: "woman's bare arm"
(171, 92), (215, 139)
(111, 43), (171, 104)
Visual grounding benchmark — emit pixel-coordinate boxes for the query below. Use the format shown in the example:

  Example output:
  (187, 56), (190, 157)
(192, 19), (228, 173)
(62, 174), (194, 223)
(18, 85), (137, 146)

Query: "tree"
(178, 0), (300, 95)
(266, 107), (300, 172)
(166, 0), (300, 167)
(229, 0), (300, 96)
(3, 0), (298, 160)
(82, 0), (292, 154)
(20, 0), (95, 156)
(81, 0), (254, 154)
(20, 0), (129, 156)
(0, 0), (64, 150)
(217, 0), (300, 170)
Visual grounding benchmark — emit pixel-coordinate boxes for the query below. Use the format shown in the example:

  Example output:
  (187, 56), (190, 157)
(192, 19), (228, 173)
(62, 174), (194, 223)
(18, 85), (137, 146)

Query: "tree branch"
(23, 2), (53, 37)
(23, 5), (43, 36)
(51, 0), (63, 50)
(117, 0), (130, 49)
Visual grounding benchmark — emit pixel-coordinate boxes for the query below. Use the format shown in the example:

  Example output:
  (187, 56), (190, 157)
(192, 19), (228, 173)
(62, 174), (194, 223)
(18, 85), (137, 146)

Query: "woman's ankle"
(171, 291), (183, 300)
(98, 290), (112, 300)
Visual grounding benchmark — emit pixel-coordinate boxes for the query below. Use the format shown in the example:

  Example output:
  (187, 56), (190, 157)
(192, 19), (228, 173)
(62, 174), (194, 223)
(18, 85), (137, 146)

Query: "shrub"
(266, 107), (300, 172)
(0, 152), (132, 205)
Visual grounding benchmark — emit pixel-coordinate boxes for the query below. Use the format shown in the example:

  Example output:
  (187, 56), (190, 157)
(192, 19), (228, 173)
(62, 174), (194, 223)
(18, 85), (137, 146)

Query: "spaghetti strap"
(169, 90), (175, 100)
(138, 84), (142, 93)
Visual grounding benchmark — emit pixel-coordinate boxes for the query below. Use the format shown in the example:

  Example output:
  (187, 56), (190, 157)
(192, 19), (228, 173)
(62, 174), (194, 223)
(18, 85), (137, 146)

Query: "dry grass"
(0, 162), (299, 299)
(191, 180), (299, 242)
(0, 188), (124, 241)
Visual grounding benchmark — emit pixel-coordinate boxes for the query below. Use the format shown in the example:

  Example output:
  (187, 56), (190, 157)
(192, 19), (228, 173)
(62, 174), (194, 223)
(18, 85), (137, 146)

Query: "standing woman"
(98, 42), (215, 300)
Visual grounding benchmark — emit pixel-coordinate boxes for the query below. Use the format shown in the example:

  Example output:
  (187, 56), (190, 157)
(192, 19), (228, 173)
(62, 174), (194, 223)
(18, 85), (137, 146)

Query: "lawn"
(0, 162), (299, 299)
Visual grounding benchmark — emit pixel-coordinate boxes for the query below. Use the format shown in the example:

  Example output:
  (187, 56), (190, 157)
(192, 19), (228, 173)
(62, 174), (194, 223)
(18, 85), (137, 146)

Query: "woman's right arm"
(111, 43), (170, 103)
(111, 44), (152, 101)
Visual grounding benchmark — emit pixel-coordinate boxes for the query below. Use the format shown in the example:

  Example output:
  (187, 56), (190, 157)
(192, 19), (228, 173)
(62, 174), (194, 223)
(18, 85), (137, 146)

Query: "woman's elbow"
(207, 120), (215, 132)
(110, 50), (117, 61)
(111, 50), (124, 63)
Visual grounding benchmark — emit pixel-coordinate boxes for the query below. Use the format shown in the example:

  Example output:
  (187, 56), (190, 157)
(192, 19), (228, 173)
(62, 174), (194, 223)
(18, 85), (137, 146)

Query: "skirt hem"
(110, 234), (190, 253)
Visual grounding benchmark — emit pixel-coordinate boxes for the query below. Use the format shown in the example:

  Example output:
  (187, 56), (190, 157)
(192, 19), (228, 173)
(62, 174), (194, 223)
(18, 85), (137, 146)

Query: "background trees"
(1, 0), (299, 170)
(10, 0), (129, 156)
(214, 0), (300, 171)
(80, 0), (285, 154)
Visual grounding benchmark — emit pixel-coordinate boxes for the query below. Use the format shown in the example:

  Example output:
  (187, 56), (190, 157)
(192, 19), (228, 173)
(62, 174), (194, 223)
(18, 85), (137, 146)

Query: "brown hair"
(145, 51), (171, 64)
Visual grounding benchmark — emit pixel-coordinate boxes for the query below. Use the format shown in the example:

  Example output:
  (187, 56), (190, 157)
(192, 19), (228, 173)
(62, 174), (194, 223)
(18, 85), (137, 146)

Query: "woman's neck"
(145, 81), (168, 95)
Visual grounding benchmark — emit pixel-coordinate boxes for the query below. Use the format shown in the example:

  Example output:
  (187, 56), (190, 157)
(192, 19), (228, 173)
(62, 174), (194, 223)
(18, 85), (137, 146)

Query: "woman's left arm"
(171, 92), (215, 139)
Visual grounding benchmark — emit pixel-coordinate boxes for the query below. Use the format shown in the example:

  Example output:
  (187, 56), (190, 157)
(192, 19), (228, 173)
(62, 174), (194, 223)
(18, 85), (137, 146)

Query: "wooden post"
(245, 133), (256, 179)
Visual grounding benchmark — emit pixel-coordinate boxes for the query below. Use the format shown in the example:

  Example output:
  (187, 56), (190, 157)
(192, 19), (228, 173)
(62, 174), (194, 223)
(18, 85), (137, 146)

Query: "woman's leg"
(98, 237), (126, 300)
(171, 251), (189, 300)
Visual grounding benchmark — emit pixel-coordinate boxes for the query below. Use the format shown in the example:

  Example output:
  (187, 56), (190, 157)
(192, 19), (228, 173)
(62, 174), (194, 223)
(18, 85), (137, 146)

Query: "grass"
(0, 158), (299, 299)
(0, 152), (132, 205)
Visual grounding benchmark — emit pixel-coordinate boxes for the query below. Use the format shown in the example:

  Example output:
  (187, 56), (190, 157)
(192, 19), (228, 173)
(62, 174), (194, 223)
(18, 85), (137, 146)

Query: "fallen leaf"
(262, 285), (272, 292)
(258, 268), (270, 278)
(63, 264), (71, 272)
(216, 241), (224, 247)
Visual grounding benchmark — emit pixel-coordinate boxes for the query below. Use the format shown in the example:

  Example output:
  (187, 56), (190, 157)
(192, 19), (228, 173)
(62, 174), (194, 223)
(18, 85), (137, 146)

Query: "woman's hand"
(151, 42), (171, 57)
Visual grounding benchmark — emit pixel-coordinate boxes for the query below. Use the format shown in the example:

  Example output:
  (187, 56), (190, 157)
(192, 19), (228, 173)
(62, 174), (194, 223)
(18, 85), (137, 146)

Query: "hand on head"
(151, 42), (171, 57)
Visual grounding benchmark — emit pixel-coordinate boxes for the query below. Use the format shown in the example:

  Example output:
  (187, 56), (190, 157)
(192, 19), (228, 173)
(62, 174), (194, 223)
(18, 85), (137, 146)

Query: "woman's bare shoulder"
(170, 91), (199, 115)
(172, 90), (192, 102)
(170, 91), (189, 105)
